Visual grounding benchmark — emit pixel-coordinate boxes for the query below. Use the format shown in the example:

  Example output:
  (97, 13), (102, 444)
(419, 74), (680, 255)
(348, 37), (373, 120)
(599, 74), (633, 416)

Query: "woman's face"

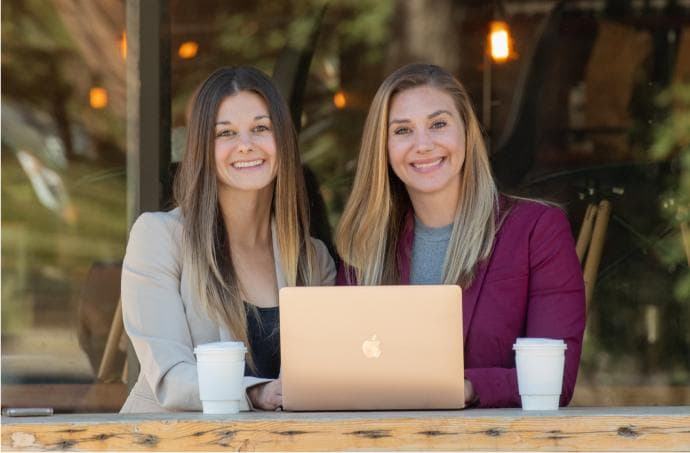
(387, 85), (465, 204)
(214, 91), (278, 195)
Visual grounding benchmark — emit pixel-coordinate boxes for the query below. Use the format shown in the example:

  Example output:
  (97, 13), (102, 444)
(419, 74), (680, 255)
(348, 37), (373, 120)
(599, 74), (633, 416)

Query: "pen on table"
(3, 408), (54, 417)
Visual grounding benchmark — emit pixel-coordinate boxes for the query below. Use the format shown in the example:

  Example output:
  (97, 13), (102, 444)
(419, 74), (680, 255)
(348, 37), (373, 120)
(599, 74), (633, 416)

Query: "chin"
(219, 178), (275, 193)
(406, 180), (450, 195)
(237, 182), (274, 192)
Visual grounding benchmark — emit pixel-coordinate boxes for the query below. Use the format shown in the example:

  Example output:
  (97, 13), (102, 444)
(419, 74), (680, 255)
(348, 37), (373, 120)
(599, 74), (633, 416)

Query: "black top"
(244, 303), (280, 379)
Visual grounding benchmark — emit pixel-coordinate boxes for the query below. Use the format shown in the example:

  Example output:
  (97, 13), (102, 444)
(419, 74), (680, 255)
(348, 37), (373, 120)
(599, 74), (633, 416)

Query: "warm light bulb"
(178, 41), (199, 59)
(489, 21), (514, 63)
(491, 31), (509, 60)
(89, 87), (108, 109)
(119, 31), (127, 60)
(333, 90), (347, 109)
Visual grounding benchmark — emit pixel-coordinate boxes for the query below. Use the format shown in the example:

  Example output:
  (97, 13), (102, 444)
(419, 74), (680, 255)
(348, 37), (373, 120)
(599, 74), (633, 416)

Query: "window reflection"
(2, 0), (688, 412)
(167, 0), (689, 406)
(2, 0), (127, 412)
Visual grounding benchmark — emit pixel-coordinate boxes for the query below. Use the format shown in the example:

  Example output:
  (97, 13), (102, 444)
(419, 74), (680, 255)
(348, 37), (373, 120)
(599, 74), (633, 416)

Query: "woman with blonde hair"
(121, 66), (335, 412)
(336, 63), (585, 408)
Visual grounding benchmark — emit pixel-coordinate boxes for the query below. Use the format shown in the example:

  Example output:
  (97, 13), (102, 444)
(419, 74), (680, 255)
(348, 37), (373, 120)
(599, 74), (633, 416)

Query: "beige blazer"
(120, 208), (336, 413)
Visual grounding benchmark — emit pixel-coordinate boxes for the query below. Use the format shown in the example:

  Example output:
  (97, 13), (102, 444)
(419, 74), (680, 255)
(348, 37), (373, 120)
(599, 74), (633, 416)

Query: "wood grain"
(3, 407), (690, 451)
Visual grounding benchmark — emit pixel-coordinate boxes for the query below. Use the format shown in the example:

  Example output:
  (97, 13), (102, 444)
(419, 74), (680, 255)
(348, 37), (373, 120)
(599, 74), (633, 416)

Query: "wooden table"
(3, 406), (689, 451)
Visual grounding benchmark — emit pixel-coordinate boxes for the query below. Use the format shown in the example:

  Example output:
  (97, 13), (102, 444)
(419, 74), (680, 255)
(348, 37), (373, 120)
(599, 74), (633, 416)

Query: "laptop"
(279, 285), (465, 411)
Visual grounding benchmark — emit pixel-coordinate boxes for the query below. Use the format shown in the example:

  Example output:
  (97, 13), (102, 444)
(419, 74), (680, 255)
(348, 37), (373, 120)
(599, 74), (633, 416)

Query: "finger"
(268, 388), (280, 401)
(263, 398), (278, 411)
(270, 394), (282, 408)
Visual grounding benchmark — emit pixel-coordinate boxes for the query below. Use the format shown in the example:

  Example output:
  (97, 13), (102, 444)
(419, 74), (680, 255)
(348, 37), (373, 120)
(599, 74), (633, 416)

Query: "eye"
(393, 126), (412, 135)
(431, 120), (447, 129)
(253, 124), (271, 133)
(215, 129), (235, 138)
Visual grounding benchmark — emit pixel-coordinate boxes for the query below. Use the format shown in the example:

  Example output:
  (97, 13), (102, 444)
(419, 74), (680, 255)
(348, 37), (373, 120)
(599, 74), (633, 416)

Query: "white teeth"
(412, 158), (443, 169)
(232, 159), (263, 169)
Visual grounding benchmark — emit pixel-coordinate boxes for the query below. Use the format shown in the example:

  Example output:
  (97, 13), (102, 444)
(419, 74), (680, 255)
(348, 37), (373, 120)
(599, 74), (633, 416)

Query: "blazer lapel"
(271, 218), (288, 289)
(461, 260), (489, 342)
(463, 196), (513, 341)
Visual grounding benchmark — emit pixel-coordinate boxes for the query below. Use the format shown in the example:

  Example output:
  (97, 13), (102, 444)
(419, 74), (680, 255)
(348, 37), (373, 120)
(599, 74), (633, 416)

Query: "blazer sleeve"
(121, 212), (202, 411)
(465, 207), (586, 408)
(123, 213), (282, 412)
(312, 238), (337, 285)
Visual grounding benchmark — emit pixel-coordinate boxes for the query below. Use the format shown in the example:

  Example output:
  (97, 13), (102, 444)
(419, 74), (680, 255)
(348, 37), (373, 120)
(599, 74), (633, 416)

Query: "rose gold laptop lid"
(279, 285), (464, 411)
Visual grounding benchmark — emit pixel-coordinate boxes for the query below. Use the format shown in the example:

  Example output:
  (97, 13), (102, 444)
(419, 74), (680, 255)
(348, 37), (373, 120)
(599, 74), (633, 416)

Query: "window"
(2, 0), (687, 412)
(2, 0), (128, 411)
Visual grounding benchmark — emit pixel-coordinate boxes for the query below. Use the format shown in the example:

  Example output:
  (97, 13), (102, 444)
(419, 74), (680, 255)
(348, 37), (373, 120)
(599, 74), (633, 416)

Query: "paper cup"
(513, 338), (567, 410)
(194, 341), (247, 414)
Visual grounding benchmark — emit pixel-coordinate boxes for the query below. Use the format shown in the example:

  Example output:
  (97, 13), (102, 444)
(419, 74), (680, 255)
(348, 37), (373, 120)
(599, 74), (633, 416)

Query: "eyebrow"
(388, 109), (453, 126)
(215, 114), (270, 126)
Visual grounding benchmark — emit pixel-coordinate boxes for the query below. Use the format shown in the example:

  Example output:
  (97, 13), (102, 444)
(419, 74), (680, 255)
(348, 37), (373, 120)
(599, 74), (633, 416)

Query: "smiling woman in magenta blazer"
(335, 63), (586, 408)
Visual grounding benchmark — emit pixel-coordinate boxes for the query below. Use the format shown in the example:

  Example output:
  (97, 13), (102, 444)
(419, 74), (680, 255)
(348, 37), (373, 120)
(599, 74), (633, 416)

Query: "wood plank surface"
(3, 407), (690, 451)
(3, 383), (686, 413)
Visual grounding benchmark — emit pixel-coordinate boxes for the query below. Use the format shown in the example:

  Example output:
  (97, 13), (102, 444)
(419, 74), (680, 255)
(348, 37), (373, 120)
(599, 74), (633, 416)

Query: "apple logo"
(362, 335), (382, 358)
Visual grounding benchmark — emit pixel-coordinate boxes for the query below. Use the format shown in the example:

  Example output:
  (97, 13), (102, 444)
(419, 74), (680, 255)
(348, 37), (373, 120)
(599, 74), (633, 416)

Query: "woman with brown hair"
(336, 63), (585, 408)
(121, 66), (335, 412)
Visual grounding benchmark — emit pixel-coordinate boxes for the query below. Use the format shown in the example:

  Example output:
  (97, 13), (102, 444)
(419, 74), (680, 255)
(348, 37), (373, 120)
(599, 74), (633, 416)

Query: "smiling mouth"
(411, 157), (444, 170)
(232, 159), (264, 169)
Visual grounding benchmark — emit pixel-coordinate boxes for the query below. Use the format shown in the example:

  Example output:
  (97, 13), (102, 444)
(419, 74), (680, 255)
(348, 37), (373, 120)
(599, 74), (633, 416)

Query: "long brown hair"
(174, 67), (316, 367)
(336, 63), (498, 287)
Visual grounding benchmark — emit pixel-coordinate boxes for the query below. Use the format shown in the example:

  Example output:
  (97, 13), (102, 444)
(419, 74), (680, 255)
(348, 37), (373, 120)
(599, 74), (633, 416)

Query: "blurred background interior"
(2, 0), (689, 412)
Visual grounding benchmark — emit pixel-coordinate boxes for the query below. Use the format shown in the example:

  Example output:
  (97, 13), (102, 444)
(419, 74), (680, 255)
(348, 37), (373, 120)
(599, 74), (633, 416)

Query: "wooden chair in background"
(674, 204), (690, 269)
(77, 261), (127, 384)
(575, 200), (612, 310)
(96, 299), (127, 384)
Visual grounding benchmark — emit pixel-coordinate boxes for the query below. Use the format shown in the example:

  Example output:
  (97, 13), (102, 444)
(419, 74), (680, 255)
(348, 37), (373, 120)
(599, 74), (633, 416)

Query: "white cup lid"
(513, 337), (567, 350)
(194, 341), (247, 355)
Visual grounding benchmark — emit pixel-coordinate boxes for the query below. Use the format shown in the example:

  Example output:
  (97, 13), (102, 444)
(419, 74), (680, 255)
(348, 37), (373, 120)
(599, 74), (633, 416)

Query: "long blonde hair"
(336, 63), (498, 287)
(174, 67), (316, 368)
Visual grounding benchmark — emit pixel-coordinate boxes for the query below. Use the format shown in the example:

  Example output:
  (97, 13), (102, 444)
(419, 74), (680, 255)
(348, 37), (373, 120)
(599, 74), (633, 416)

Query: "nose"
(237, 132), (253, 153)
(415, 128), (433, 153)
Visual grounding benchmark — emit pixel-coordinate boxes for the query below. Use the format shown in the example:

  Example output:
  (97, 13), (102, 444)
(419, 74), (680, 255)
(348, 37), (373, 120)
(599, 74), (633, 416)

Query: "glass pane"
(5, 0), (686, 412)
(169, 0), (689, 406)
(1, 0), (127, 412)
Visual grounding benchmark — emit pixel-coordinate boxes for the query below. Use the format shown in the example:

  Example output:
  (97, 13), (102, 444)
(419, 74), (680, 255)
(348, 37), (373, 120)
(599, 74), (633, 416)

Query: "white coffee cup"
(194, 341), (247, 414)
(513, 338), (567, 410)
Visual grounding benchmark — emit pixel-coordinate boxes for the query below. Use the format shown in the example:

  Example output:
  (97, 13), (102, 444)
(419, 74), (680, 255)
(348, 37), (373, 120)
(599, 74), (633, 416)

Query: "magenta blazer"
(337, 197), (586, 408)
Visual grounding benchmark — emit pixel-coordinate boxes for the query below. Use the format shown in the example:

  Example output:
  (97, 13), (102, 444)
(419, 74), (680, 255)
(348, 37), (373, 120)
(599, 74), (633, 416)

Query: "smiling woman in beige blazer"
(120, 67), (336, 413)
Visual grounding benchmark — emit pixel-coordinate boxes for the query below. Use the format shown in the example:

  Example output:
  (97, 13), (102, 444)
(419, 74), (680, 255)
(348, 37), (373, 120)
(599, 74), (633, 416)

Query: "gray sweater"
(409, 217), (452, 285)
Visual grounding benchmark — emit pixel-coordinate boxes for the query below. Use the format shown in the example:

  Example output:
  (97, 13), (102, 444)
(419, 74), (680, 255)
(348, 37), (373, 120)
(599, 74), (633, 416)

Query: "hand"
(248, 378), (282, 411)
(464, 379), (476, 405)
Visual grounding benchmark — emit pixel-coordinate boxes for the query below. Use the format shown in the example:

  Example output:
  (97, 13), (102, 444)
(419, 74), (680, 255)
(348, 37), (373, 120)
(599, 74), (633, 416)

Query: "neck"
(218, 185), (274, 248)
(408, 189), (459, 228)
